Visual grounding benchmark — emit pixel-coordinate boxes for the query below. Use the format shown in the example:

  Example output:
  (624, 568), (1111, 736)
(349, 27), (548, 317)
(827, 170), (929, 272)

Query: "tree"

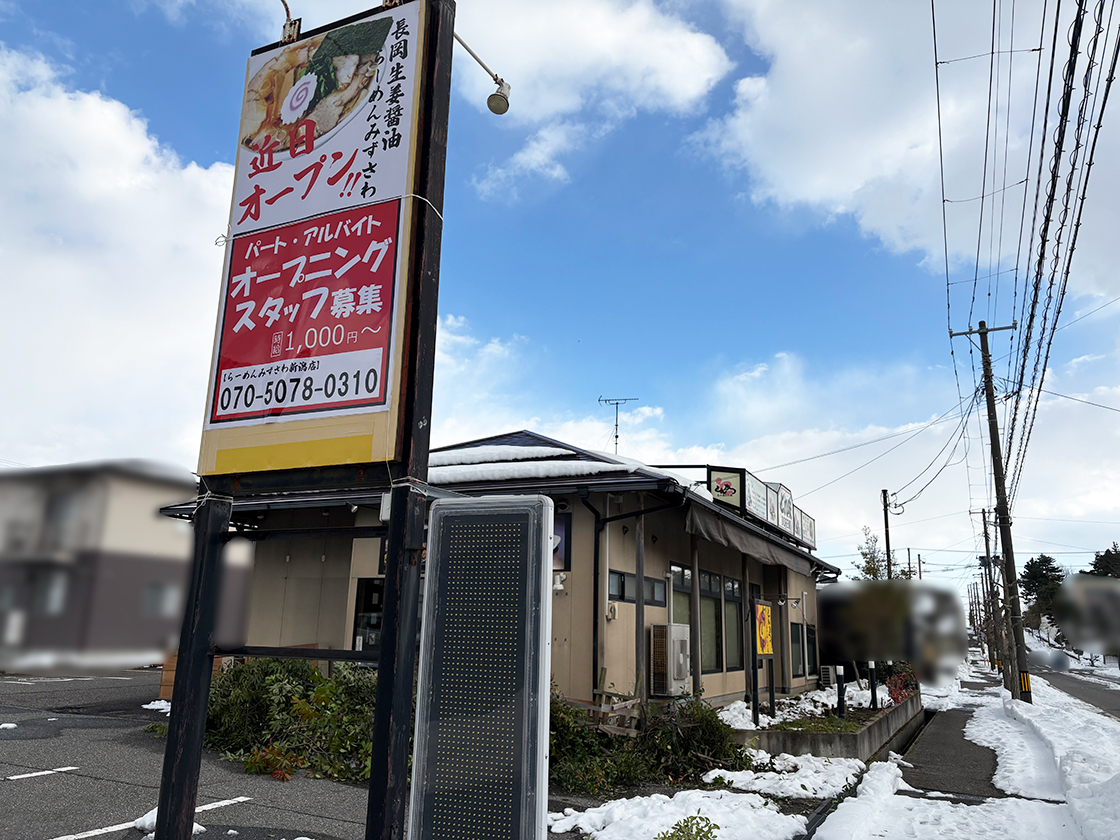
(851, 526), (910, 580)
(1085, 542), (1120, 578)
(1019, 555), (1065, 601)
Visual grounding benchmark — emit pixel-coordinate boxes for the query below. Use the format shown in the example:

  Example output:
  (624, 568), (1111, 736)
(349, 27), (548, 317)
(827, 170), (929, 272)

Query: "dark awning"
(685, 500), (837, 578)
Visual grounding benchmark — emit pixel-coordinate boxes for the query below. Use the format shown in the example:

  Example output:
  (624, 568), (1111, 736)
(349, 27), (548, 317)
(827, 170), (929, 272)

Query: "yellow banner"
(755, 603), (773, 656)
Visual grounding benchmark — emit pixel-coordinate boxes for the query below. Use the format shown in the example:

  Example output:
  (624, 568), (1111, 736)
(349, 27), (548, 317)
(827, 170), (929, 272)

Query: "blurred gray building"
(0, 460), (203, 670)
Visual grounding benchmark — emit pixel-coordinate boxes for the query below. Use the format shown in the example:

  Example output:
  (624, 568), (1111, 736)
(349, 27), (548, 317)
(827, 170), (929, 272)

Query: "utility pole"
(908, 547), (913, 578)
(881, 489), (893, 579)
(985, 510), (1012, 685)
(918, 553), (922, 580)
(951, 320), (1031, 702)
(598, 396), (638, 455)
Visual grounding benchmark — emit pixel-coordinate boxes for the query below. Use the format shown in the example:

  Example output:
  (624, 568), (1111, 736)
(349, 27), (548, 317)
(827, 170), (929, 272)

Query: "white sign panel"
(745, 471), (768, 520)
(231, 6), (420, 236)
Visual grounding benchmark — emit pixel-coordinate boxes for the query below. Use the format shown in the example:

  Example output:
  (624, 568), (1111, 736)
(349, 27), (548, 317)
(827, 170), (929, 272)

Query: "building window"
(552, 512), (572, 571)
(670, 563), (691, 626)
(141, 583), (181, 619)
(32, 570), (67, 616)
(699, 571), (722, 672)
(724, 578), (743, 671)
(806, 625), (818, 676)
(791, 622), (805, 678)
(608, 571), (666, 607)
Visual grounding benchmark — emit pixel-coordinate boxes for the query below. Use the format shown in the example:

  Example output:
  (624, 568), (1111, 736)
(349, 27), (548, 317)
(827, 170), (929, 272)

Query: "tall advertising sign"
(198, 3), (426, 475)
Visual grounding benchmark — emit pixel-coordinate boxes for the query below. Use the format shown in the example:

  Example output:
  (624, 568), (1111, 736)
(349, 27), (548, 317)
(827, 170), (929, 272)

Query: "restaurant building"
(218, 431), (839, 705)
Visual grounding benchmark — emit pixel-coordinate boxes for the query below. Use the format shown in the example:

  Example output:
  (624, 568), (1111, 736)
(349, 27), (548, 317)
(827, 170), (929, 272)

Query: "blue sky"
(2, 0), (1119, 589)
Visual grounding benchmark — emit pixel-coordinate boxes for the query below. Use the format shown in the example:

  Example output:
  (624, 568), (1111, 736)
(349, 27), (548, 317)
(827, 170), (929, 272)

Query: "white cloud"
(472, 122), (583, 201)
(0, 46), (232, 469)
(700, 0), (1120, 302)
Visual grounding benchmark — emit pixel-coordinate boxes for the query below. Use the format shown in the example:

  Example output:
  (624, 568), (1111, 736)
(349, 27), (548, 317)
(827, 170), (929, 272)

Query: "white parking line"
(45, 796), (252, 840)
(6, 766), (79, 780)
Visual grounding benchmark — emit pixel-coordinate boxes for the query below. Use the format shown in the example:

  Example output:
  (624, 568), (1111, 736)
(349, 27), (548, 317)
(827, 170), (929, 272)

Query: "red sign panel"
(210, 200), (400, 424)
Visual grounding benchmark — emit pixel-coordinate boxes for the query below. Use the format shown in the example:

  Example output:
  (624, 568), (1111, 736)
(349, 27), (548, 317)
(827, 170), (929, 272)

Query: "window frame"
(699, 570), (723, 673)
(791, 622), (806, 678)
(607, 570), (667, 607)
(723, 577), (744, 672)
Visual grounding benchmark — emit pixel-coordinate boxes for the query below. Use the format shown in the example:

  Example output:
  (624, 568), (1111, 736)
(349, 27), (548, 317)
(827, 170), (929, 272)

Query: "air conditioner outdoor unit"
(819, 665), (835, 687)
(650, 623), (690, 697)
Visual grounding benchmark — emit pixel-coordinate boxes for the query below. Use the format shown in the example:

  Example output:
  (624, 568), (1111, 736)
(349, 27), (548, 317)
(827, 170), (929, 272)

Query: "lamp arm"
(453, 32), (503, 85)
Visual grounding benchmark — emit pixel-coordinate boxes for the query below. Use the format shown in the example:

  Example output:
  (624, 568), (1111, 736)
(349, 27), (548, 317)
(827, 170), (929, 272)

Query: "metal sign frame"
(155, 3), (456, 839)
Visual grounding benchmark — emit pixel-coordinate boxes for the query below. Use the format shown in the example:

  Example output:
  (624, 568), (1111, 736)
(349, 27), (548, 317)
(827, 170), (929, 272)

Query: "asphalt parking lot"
(0, 669), (370, 840)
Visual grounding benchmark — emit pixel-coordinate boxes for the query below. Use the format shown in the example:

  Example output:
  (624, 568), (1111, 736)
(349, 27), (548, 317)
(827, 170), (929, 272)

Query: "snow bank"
(704, 751), (864, 798)
(547, 788), (805, 840)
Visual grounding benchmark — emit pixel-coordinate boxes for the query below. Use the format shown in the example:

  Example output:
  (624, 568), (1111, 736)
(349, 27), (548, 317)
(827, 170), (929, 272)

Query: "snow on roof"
(428, 460), (633, 485)
(587, 449), (714, 501)
(429, 445), (573, 467)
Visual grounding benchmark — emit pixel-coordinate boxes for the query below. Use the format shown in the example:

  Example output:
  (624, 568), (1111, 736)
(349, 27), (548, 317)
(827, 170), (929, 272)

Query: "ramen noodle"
(238, 17), (392, 153)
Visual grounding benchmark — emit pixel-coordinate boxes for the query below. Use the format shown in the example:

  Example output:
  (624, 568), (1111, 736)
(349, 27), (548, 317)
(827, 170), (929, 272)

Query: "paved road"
(0, 669), (369, 840)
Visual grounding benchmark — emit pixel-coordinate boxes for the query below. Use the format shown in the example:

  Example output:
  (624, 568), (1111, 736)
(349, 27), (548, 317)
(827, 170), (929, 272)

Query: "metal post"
(155, 493), (231, 840)
(366, 488), (426, 840)
(767, 659), (776, 716)
(690, 535), (701, 696)
(881, 489), (893, 579)
(634, 509), (646, 700)
(366, 1), (457, 835)
(869, 660), (878, 711)
(749, 594), (759, 726)
(836, 664), (846, 719)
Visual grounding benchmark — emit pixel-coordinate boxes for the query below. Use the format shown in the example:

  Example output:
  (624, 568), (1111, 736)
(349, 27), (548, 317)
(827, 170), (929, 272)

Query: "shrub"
(653, 813), (720, 840)
(885, 662), (917, 705)
(639, 696), (746, 782)
(548, 692), (751, 794)
(206, 658), (378, 782)
(205, 657), (321, 755)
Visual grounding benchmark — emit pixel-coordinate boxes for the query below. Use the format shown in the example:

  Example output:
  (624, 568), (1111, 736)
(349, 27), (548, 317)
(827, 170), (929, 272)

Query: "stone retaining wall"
(730, 690), (923, 762)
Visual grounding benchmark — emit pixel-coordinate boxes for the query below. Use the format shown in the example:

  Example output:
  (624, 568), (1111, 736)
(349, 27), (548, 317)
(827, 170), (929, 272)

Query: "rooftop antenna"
(598, 396), (638, 455)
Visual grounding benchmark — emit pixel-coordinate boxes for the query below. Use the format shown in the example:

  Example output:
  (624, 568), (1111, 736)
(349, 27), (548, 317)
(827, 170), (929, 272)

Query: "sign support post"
(365, 2), (455, 838)
(154, 491), (232, 840)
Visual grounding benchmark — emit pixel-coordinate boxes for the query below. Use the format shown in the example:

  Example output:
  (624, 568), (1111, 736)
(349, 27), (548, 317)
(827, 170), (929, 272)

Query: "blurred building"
(0, 460), (200, 670)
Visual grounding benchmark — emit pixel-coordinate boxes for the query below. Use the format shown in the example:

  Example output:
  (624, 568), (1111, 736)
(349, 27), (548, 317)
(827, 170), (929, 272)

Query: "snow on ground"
(992, 675), (1120, 840)
(548, 788), (806, 840)
(142, 700), (172, 715)
(718, 684), (891, 730)
(134, 806), (206, 834)
(703, 751), (864, 798)
(814, 759), (1086, 840)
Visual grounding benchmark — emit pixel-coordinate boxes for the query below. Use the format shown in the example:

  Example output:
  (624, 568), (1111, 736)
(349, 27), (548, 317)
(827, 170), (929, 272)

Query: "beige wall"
(99, 475), (194, 560)
(239, 491), (821, 707)
(245, 508), (355, 650)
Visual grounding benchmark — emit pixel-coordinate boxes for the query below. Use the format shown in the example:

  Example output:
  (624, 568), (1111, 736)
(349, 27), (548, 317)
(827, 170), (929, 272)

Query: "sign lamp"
(453, 32), (511, 114)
